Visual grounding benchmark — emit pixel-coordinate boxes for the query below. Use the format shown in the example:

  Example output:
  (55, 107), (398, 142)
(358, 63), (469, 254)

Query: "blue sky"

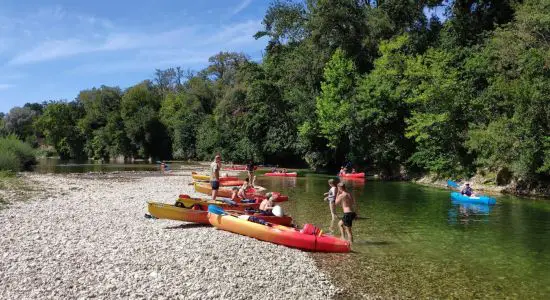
(0, 0), (269, 113)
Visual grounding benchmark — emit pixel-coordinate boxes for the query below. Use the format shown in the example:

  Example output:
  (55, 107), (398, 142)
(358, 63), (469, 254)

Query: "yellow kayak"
(191, 172), (238, 182)
(148, 201), (293, 226)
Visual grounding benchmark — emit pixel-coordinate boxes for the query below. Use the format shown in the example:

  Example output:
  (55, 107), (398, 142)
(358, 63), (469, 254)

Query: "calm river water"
(256, 174), (550, 299)
(35, 160), (550, 298)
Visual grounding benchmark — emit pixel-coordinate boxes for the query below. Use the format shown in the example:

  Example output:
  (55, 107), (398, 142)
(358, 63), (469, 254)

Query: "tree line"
(1, 0), (549, 186)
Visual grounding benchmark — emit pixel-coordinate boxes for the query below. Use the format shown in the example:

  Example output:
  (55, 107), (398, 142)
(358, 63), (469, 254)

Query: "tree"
(34, 101), (85, 160)
(3, 106), (38, 143)
(121, 81), (170, 160)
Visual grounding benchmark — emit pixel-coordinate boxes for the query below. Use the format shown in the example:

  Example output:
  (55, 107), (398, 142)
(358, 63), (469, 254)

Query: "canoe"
(264, 172), (298, 177)
(339, 172), (365, 178)
(218, 180), (245, 187)
(176, 194), (260, 211)
(191, 172), (238, 182)
(194, 182), (289, 202)
(207, 208), (350, 253)
(148, 202), (293, 226)
(450, 192), (496, 205)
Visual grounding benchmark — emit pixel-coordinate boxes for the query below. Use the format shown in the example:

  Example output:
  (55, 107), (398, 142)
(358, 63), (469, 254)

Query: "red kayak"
(264, 172), (298, 177)
(194, 182), (289, 202)
(339, 172), (365, 178)
(222, 165), (258, 171)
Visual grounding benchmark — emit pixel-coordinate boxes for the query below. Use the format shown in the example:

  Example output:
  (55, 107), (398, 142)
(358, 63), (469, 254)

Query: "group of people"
(270, 167), (288, 173)
(209, 154), (356, 244)
(338, 167), (357, 176)
(324, 178), (356, 244)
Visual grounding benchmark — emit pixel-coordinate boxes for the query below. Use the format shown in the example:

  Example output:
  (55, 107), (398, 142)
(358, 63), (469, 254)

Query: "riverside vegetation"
(1, 0), (549, 193)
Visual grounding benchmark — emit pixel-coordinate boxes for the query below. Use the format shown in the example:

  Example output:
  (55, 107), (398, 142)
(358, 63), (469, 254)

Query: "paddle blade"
(447, 180), (459, 189)
(208, 205), (226, 215)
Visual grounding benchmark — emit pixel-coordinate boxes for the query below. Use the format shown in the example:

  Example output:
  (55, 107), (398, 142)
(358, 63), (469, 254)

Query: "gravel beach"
(0, 171), (337, 299)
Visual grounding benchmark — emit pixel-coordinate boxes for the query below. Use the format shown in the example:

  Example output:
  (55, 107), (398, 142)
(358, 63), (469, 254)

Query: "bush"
(0, 135), (37, 171)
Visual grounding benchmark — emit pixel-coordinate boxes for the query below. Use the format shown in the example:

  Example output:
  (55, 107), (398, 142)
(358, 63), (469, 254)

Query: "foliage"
(0, 135), (37, 171)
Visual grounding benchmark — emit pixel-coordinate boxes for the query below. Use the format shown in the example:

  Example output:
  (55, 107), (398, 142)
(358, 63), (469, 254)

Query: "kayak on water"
(176, 194), (260, 211)
(264, 172), (298, 177)
(339, 172), (365, 178)
(193, 182), (289, 202)
(450, 192), (496, 205)
(191, 172), (238, 182)
(147, 201), (293, 226)
(207, 205), (350, 253)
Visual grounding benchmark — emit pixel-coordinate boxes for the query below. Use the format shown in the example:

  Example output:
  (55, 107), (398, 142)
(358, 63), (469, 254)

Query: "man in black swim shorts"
(335, 182), (356, 244)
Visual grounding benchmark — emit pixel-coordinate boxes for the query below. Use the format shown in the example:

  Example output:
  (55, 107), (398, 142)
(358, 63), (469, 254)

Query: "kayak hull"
(208, 213), (350, 253)
(339, 172), (365, 178)
(450, 192), (496, 205)
(148, 202), (293, 226)
(194, 182), (289, 202)
(264, 172), (298, 177)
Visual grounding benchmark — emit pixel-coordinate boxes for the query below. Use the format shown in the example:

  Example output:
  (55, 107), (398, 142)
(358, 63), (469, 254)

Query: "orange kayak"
(194, 182), (289, 202)
(148, 202), (293, 226)
(207, 208), (350, 253)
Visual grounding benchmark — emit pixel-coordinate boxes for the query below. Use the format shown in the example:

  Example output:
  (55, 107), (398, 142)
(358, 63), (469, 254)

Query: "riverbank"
(412, 173), (550, 199)
(0, 171), (337, 299)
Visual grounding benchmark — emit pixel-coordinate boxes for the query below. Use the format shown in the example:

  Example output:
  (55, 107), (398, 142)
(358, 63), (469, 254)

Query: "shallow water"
(255, 174), (550, 299)
(34, 158), (195, 173)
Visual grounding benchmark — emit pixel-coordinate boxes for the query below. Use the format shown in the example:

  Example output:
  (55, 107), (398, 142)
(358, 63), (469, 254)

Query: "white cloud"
(0, 83), (14, 90)
(232, 0), (253, 16)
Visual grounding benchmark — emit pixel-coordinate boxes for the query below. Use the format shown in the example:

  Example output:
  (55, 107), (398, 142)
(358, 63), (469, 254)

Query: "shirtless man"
(335, 182), (356, 244)
(210, 155), (221, 201)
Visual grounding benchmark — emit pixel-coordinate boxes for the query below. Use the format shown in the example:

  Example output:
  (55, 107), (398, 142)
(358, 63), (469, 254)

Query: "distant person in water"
(336, 182), (356, 244)
(210, 155), (221, 201)
(461, 183), (474, 197)
(324, 179), (339, 220)
(247, 160), (255, 186)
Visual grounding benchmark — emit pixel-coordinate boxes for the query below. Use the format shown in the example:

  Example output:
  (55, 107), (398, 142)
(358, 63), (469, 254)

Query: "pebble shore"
(0, 171), (337, 299)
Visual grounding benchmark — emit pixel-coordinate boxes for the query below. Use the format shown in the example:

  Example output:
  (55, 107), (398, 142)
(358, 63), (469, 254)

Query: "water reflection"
(448, 200), (492, 225)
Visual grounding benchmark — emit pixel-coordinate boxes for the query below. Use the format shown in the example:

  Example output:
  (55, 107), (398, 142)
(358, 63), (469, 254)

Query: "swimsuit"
(210, 180), (220, 190)
(342, 212), (356, 227)
(327, 187), (336, 203)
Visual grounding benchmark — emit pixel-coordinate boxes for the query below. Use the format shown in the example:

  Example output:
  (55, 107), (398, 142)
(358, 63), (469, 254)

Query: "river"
(33, 160), (550, 298)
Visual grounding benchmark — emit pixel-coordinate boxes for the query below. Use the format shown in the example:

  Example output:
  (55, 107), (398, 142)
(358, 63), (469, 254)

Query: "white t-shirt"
(328, 187), (336, 202)
(210, 161), (220, 180)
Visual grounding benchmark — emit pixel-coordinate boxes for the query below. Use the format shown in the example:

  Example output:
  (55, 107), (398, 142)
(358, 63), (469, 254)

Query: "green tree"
(34, 101), (85, 160)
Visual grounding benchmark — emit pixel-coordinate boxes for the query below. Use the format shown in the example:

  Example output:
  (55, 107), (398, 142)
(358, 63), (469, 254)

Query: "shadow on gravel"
(163, 223), (210, 230)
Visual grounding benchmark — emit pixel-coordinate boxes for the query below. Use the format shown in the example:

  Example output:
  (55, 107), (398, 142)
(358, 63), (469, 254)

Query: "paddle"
(447, 180), (460, 189)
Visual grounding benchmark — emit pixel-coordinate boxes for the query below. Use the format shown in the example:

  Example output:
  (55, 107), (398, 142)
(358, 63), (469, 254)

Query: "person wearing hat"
(210, 155), (222, 201)
(461, 183), (474, 197)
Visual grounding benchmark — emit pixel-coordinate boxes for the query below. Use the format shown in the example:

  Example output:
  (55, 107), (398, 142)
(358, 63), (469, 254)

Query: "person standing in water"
(335, 182), (356, 244)
(210, 155), (221, 201)
(246, 160), (255, 186)
(324, 179), (338, 220)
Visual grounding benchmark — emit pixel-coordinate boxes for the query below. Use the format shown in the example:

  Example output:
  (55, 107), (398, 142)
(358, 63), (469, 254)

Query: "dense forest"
(1, 0), (549, 185)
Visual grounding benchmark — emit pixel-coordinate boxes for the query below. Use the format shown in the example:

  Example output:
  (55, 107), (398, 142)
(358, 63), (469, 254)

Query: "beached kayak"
(148, 202), (293, 226)
(339, 172), (365, 178)
(194, 182), (289, 202)
(218, 180), (245, 187)
(207, 206), (350, 253)
(264, 172), (298, 177)
(176, 194), (260, 211)
(450, 192), (496, 205)
(191, 172), (238, 182)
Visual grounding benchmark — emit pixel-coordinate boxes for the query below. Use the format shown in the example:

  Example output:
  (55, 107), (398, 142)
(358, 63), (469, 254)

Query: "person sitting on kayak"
(461, 183), (474, 197)
(259, 196), (275, 216)
(230, 187), (240, 202)
(351, 168), (356, 174)
(339, 167), (346, 176)
(237, 178), (253, 200)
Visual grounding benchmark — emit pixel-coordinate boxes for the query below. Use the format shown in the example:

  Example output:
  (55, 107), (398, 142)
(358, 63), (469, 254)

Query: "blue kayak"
(450, 192), (496, 205)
